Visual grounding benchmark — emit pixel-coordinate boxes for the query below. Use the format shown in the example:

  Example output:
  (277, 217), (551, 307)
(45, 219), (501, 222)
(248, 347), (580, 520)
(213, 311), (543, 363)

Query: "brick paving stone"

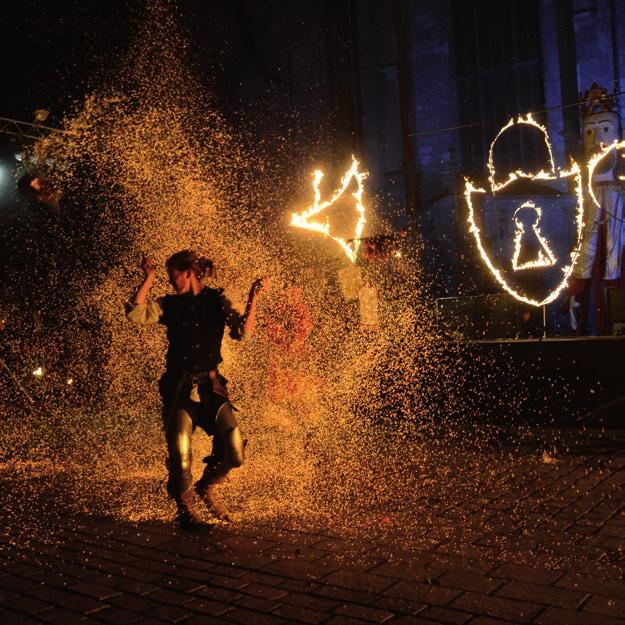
(94, 606), (145, 624)
(206, 575), (250, 591)
(426, 554), (495, 576)
(67, 580), (122, 601)
(220, 535), (278, 553)
(280, 591), (340, 612)
(535, 605), (625, 624)
(467, 618), (528, 625)
(109, 578), (160, 596)
(325, 616), (380, 625)
(144, 603), (194, 623)
(233, 594), (281, 613)
(314, 584), (378, 605)
(241, 583), (289, 600)
(368, 561), (443, 583)
(555, 572), (625, 598)
(437, 572), (503, 594)
(55, 592), (109, 614)
(184, 617), (231, 625)
(37, 606), (95, 625)
(208, 550), (275, 570)
(581, 594), (625, 619)
(333, 601), (395, 623)
(495, 580), (587, 610)
(180, 596), (232, 616)
(277, 579), (319, 593)
(0, 575), (41, 593)
(194, 584), (243, 604)
(384, 580), (462, 607)
(321, 570), (397, 594)
(263, 558), (337, 581)
(0, 606), (42, 625)
(271, 602), (329, 624)
(450, 591), (543, 623)
(156, 575), (206, 593)
(381, 617), (440, 625)
(25, 585), (73, 603)
(489, 563), (563, 586)
(370, 595), (427, 615)
(143, 587), (195, 605)
(238, 571), (284, 587)
(269, 543), (331, 561)
(220, 607), (286, 625)
(107, 593), (163, 612)
(3, 593), (53, 615)
(417, 605), (473, 624)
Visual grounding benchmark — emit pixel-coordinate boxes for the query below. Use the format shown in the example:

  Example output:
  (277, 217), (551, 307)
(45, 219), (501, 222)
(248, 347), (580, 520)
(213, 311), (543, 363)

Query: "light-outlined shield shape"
(464, 114), (585, 307)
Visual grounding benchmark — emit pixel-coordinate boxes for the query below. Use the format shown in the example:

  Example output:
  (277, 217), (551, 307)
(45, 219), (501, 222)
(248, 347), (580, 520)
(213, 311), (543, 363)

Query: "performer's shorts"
(160, 373), (230, 436)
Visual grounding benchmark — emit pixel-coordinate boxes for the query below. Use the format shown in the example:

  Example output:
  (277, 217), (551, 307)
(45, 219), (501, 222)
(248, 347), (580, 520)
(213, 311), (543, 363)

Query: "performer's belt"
(182, 370), (219, 385)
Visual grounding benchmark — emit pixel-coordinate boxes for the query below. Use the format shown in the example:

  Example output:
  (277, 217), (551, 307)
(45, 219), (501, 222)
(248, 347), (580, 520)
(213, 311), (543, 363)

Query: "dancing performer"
(127, 250), (263, 529)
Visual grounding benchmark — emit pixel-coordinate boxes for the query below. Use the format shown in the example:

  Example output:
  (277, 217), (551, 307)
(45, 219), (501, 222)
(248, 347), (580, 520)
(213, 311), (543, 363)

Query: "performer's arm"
(126, 256), (164, 325)
(223, 278), (264, 340)
(242, 278), (264, 337)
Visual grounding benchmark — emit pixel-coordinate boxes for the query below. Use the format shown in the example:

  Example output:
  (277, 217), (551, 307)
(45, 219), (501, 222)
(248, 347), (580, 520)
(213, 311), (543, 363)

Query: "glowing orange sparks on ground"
(290, 155), (367, 263)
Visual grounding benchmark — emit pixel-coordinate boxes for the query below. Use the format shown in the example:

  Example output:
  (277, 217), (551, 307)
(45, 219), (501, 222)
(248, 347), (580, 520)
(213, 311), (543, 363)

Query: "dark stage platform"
(459, 335), (625, 426)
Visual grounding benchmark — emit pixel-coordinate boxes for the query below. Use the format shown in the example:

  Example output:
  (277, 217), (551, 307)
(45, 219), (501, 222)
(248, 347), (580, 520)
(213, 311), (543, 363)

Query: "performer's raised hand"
(142, 255), (157, 279)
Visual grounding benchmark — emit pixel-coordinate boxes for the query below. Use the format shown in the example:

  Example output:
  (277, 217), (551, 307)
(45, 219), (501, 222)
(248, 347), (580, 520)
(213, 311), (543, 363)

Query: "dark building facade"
(217, 0), (625, 333)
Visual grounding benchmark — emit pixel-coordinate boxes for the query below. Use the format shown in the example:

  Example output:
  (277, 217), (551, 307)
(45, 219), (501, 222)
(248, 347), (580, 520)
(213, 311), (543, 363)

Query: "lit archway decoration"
(290, 155), (367, 263)
(464, 114), (584, 307)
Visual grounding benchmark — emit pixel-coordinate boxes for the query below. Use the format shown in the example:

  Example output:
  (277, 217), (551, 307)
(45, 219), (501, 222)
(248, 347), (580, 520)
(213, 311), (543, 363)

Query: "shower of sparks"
(511, 202), (557, 271)
(464, 114), (584, 307)
(0, 3), (585, 569)
(290, 155), (367, 263)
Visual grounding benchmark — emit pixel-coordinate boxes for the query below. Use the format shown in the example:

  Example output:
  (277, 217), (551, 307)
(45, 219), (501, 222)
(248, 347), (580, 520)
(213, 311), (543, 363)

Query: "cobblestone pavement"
(1, 427), (624, 625)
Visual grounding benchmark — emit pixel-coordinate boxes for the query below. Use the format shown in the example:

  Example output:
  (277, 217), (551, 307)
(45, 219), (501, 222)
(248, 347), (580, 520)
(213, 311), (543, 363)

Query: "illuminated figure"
(127, 251), (263, 529)
(568, 83), (625, 333)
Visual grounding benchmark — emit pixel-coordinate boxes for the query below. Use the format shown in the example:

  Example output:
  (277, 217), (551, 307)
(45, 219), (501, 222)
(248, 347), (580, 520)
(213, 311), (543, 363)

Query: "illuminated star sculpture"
(290, 155), (367, 263)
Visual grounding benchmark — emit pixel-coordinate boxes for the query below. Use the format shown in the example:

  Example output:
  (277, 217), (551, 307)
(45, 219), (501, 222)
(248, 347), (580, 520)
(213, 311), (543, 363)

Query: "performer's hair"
(166, 250), (214, 279)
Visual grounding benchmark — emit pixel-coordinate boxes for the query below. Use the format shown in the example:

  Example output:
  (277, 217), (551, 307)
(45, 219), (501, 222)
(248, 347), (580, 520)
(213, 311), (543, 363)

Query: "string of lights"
(407, 90), (625, 139)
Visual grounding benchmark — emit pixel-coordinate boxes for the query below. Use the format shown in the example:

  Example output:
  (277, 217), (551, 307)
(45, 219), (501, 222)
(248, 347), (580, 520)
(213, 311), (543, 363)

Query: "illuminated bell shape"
(464, 114), (584, 307)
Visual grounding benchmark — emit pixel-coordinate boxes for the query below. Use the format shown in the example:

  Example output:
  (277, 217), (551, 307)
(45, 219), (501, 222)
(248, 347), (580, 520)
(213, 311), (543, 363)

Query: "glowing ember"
(290, 155), (367, 263)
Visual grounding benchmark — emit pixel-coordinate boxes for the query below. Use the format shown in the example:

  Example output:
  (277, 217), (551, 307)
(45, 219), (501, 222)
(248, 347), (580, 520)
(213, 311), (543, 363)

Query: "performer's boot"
(195, 475), (231, 522)
(175, 487), (207, 531)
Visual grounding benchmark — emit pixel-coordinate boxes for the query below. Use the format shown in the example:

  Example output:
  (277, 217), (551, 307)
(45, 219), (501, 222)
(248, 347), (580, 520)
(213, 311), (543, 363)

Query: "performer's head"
(165, 250), (214, 294)
(580, 83), (620, 181)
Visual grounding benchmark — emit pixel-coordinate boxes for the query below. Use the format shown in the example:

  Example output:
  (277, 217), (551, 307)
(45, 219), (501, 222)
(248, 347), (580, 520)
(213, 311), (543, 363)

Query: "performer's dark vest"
(159, 287), (226, 376)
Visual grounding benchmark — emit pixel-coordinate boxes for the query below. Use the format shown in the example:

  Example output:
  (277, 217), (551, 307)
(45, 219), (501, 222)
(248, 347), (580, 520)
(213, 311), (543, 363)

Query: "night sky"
(0, 1), (263, 121)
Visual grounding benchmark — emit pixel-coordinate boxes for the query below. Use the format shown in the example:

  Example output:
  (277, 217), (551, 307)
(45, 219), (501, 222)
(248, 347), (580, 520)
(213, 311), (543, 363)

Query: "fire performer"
(127, 250), (263, 529)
